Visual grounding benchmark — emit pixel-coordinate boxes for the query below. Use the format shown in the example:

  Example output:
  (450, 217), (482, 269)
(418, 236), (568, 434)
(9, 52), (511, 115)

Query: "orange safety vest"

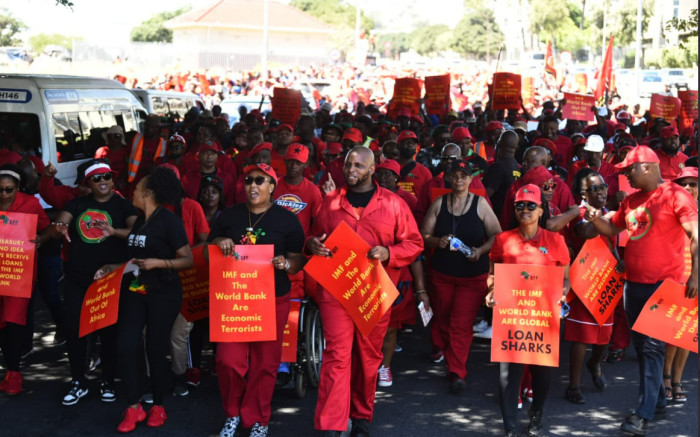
(127, 134), (167, 182)
(473, 141), (488, 161)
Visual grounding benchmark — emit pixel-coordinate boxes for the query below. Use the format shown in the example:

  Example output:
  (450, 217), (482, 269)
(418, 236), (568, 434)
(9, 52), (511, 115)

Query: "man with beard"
(396, 130), (432, 196)
(655, 126), (688, 180)
(540, 115), (573, 167)
(307, 147), (423, 437)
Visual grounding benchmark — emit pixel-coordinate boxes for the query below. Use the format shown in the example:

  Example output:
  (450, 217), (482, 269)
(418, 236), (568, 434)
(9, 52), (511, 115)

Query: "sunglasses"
(541, 182), (557, 191)
(679, 181), (698, 188)
(514, 201), (538, 211)
(90, 173), (113, 183)
(586, 183), (609, 193)
(0, 186), (16, 194)
(244, 176), (270, 185)
(440, 155), (458, 161)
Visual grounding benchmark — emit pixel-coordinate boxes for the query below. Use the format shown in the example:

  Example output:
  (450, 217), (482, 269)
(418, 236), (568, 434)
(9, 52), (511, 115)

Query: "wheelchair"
(285, 297), (325, 398)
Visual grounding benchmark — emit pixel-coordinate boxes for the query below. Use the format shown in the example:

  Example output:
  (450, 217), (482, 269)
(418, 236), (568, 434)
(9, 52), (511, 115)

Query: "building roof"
(167, 0), (334, 34)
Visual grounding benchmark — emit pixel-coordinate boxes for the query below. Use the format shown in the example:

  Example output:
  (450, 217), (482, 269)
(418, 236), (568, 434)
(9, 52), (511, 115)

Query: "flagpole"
(489, 45), (503, 108)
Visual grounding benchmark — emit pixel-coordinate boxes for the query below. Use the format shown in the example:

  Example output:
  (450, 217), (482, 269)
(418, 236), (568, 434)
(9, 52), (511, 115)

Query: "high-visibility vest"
(473, 141), (488, 161)
(127, 134), (167, 182)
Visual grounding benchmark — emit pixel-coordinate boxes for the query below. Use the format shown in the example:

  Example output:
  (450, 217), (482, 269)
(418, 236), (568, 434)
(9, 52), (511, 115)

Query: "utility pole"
(262, 0), (269, 81)
(634, 0), (643, 97)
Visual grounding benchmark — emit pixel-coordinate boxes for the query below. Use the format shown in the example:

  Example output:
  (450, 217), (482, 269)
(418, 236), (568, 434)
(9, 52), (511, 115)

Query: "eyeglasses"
(514, 201), (538, 211)
(0, 186), (16, 194)
(90, 173), (113, 183)
(586, 183), (609, 193)
(244, 176), (270, 185)
(541, 182), (557, 191)
(440, 155), (458, 161)
(679, 181), (698, 188)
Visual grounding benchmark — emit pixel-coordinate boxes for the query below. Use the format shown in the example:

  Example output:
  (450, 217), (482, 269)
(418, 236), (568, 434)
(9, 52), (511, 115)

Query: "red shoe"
(185, 367), (201, 387)
(117, 404), (146, 433)
(147, 405), (167, 428)
(4, 371), (23, 395)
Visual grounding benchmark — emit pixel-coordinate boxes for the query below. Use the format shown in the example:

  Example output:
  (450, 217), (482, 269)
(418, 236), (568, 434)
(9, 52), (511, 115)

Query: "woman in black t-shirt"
(421, 159), (502, 394)
(206, 163), (304, 437)
(95, 166), (193, 433)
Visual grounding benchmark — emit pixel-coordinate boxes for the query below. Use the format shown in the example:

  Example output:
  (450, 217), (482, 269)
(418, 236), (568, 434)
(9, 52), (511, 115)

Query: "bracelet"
(284, 259), (291, 271)
(51, 222), (67, 227)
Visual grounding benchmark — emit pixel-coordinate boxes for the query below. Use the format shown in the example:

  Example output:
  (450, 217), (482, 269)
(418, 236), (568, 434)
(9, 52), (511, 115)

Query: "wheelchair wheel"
(294, 369), (307, 399)
(304, 304), (324, 388)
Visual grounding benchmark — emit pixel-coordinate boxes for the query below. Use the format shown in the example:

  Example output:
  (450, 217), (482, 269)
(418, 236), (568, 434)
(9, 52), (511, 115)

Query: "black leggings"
(63, 279), (117, 383)
(189, 318), (209, 369)
(498, 363), (552, 434)
(117, 289), (181, 406)
(0, 322), (24, 371)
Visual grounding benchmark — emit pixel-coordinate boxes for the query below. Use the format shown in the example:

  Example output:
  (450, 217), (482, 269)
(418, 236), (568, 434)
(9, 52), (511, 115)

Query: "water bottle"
(449, 236), (474, 257)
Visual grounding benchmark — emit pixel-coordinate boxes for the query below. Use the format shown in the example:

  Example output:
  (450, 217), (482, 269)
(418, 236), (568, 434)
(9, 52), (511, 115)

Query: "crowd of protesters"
(0, 62), (697, 437)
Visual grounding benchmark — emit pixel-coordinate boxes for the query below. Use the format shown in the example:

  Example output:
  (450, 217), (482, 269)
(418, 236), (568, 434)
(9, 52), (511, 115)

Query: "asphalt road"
(1, 300), (697, 437)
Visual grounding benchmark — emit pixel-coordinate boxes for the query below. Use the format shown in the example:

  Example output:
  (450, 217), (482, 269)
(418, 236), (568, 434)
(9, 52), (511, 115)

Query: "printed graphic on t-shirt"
(128, 234), (147, 248)
(397, 181), (415, 195)
(626, 207), (652, 240)
(76, 209), (111, 243)
(275, 194), (308, 214)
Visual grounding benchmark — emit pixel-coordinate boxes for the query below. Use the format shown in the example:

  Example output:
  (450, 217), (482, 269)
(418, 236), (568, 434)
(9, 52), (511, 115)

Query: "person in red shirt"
(306, 147), (423, 437)
(318, 128), (363, 192)
(486, 184), (571, 437)
(0, 165), (51, 395)
(270, 124), (295, 176)
(452, 126), (474, 160)
(541, 115), (573, 167)
(566, 135), (619, 206)
(396, 130), (432, 196)
(656, 126), (688, 180)
(154, 134), (187, 173)
(181, 142), (236, 206)
(473, 121), (502, 161)
(95, 126), (129, 193)
(586, 146), (698, 435)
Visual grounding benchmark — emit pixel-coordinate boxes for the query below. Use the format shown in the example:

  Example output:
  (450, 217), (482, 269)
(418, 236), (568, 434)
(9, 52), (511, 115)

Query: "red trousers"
(609, 296), (631, 350)
(216, 294), (290, 427)
(430, 270), (488, 380)
(314, 288), (390, 431)
(427, 267), (445, 352)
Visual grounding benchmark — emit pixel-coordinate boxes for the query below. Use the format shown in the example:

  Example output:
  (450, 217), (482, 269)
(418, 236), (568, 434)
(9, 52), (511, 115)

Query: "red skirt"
(564, 297), (613, 345)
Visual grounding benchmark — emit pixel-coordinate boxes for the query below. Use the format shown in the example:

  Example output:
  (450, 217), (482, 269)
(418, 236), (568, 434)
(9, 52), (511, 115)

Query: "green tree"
(451, 7), (504, 60)
(0, 9), (27, 47)
(130, 7), (191, 43)
(290, 0), (374, 53)
(610, 0), (653, 47)
(376, 32), (410, 57)
(409, 24), (451, 56)
(29, 33), (81, 53)
(664, 7), (697, 50)
(55, 0), (74, 7)
(529, 0), (581, 48)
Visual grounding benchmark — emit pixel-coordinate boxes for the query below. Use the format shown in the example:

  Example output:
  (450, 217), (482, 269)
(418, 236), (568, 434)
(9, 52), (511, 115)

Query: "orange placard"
(575, 73), (588, 94)
(79, 261), (138, 338)
(304, 221), (399, 337)
(521, 76), (535, 106)
(209, 245), (276, 342)
(678, 90), (698, 131)
(271, 87), (302, 126)
(649, 94), (682, 120)
(569, 237), (624, 325)
(562, 93), (595, 122)
(491, 263), (564, 367)
(388, 77), (421, 118)
(632, 280), (698, 353)
(491, 73), (522, 110)
(0, 212), (37, 298)
(281, 300), (301, 362)
(179, 246), (210, 322)
(424, 74), (451, 119)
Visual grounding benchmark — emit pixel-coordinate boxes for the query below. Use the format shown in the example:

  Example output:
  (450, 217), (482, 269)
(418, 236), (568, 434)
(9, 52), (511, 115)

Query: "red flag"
(594, 35), (614, 104)
(544, 41), (556, 77)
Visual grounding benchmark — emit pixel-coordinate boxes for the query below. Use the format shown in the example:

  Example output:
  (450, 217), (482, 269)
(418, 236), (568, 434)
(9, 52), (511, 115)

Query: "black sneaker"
(620, 413), (648, 436)
(62, 380), (89, 406)
(448, 373), (465, 394)
(527, 408), (543, 436)
(350, 418), (370, 437)
(173, 379), (189, 397)
(99, 380), (116, 403)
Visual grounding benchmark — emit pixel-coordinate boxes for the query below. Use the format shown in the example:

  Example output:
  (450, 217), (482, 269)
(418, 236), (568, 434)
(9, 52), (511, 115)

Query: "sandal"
(672, 383), (687, 403)
(604, 349), (625, 363)
(663, 374), (672, 401)
(586, 360), (607, 391)
(565, 386), (586, 404)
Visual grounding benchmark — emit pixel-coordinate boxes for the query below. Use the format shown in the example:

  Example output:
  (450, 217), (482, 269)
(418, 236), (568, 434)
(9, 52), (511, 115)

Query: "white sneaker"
(62, 380), (89, 406)
(219, 416), (240, 437)
(377, 365), (393, 387)
(249, 422), (269, 437)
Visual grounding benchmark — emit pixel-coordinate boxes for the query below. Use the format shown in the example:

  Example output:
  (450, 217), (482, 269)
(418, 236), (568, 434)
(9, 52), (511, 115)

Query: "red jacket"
(39, 176), (83, 210)
(309, 182), (424, 283)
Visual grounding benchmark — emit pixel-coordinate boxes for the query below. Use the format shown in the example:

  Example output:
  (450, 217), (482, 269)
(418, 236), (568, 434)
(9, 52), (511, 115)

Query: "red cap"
(168, 134), (186, 147)
(276, 123), (294, 133)
(376, 159), (400, 177)
(485, 121), (504, 132)
(159, 163), (181, 181)
(397, 130), (418, 143)
(616, 110), (631, 120)
(243, 163), (277, 181)
(574, 137), (587, 147)
(326, 142), (343, 154)
(515, 184), (542, 205)
(83, 162), (117, 184)
(198, 141), (223, 153)
(342, 128), (363, 144)
(521, 165), (553, 186)
(614, 145), (660, 170)
(673, 166), (698, 182)
(285, 143), (309, 164)
(249, 142), (273, 156)
(533, 137), (558, 154)
(452, 127), (473, 142)
(614, 122), (627, 131)
(660, 126), (680, 139)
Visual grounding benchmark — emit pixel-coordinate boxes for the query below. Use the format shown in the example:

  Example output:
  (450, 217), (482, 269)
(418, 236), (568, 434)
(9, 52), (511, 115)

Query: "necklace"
(450, 193), (471, 235)
(247, 203), (272, 232)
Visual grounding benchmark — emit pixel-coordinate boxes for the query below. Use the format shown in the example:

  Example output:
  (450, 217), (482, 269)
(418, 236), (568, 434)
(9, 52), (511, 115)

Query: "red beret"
(452, 127), (473, 142)
(485, 121), (504, 132)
